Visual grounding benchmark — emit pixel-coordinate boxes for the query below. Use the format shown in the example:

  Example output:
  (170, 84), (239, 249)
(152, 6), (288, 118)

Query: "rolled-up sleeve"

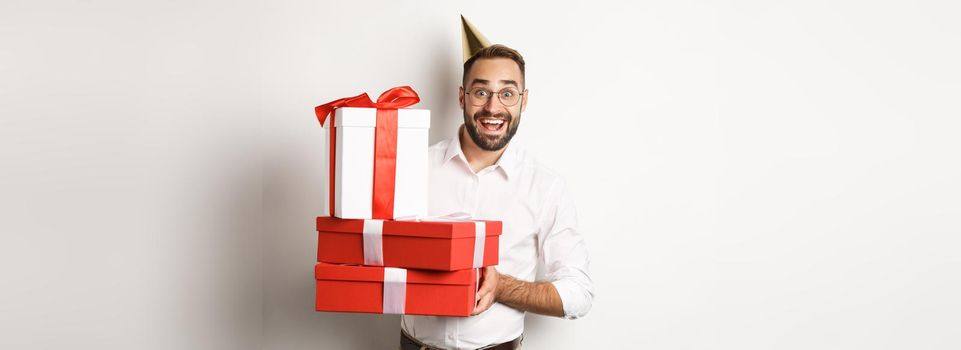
(538, 178), (594, 319)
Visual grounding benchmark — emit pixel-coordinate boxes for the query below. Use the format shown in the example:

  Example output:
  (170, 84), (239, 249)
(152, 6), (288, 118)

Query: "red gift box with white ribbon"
(314, 262), (480, 316)
(316, 216), (502, 271)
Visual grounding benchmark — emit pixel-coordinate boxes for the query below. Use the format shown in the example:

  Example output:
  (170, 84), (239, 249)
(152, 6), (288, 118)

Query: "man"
(399, 44), (594, 350)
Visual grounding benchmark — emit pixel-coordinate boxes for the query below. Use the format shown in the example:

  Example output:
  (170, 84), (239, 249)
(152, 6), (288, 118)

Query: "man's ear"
(520, 89), (529, 113)
(458, 86), (465, 110)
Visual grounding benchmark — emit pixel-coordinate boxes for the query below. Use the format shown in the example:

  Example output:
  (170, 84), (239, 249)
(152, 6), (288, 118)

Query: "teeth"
(480, 119), (504, 125)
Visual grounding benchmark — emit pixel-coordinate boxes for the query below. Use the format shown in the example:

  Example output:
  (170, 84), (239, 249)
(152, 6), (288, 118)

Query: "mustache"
(473, 110), (512, 122)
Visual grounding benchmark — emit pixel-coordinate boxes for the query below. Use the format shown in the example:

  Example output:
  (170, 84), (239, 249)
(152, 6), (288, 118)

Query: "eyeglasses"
(465, 87), (526, 107)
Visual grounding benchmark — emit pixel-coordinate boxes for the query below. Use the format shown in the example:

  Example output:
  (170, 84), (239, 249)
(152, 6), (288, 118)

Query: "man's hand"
(471, 266), (499, 315)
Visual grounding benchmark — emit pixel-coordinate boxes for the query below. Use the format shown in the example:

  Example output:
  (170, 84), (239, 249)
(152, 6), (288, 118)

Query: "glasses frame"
(464, 87), (527, 107)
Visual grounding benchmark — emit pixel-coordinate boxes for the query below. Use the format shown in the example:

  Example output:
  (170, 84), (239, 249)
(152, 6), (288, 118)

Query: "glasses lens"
(499, 89), (520, 106)
(471, 89), (490, 106)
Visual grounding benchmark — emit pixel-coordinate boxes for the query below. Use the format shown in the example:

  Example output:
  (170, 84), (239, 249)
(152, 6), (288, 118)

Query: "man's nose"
(481, 95), (507, 113)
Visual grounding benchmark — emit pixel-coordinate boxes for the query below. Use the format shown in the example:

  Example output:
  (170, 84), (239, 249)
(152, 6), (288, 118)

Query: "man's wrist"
(494, 273), (516, 302)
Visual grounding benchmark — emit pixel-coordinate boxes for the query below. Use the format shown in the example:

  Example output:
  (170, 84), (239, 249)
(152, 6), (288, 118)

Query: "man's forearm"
(495, 274), (565, 317)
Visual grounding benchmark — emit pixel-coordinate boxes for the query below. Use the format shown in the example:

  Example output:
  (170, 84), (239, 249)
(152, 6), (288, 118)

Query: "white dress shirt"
(401, 130), (594, 349)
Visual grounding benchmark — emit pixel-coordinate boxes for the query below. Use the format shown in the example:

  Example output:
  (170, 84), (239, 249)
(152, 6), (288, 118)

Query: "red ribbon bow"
(314, 86), (421, 219)
(315, 86), (420, 127)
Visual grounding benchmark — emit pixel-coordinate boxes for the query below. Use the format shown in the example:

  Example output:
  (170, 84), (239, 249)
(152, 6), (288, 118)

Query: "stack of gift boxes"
(313, 87), (503, 317)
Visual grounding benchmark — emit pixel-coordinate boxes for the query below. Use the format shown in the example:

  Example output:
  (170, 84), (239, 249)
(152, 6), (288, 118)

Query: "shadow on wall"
(262, 138), (405, 349)
(427, 27), (462, 144)
(303, 32), (462, 349)
(265, 26), (466, 350)
(307, 313), (403, 349)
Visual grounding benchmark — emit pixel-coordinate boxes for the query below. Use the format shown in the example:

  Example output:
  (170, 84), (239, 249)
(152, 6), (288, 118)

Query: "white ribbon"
(382, 267), (407, 314)
(475, 267), (481, 298)
(363, 219), (384, 266)
(473, 221), (486, 268)
(393, 212), (472, 222)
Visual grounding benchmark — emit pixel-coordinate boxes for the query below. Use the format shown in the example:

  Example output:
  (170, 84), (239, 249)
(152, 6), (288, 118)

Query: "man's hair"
(463, 44), (526, 86)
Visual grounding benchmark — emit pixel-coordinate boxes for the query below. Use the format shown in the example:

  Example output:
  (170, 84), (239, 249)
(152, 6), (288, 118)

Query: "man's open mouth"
(477, 117), (506, 132)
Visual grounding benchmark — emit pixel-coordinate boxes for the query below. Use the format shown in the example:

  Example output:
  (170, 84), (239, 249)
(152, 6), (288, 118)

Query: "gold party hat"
(461, 15), (492, 62)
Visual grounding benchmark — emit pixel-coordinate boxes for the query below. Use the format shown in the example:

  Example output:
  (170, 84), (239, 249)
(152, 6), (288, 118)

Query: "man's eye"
(501, 91), (514, 98)
(475, 90), (490, 97)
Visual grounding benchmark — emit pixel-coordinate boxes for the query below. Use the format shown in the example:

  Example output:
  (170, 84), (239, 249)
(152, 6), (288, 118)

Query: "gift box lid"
(334, 107), (430, 129)
(314, 262), (476, 285)
(316, 217), (502, 239)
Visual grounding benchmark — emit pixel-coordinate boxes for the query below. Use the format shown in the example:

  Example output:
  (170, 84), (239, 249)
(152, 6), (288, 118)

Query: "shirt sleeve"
(537, 178), (594, 319)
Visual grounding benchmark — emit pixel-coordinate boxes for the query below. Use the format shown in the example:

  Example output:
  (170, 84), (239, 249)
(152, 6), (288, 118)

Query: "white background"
(2, 1), (960, 349)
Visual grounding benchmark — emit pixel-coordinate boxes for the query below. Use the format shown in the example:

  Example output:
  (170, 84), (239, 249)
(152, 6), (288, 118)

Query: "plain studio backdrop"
(2, 0), (959, 349)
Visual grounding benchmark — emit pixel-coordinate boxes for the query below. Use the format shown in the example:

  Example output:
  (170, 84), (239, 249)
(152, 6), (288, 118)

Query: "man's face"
(459, 58), (527, 152)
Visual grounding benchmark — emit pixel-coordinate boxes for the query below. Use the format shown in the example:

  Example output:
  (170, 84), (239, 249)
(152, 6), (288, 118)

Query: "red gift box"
(315, 262), (479, 316)
(316, 217), (502, 271)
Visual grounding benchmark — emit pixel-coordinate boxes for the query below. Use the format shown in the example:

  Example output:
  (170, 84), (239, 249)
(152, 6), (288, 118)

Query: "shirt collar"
(494, 141), (519, 179)
(444, 129), (465, 163)
(445, 125), (520, 179)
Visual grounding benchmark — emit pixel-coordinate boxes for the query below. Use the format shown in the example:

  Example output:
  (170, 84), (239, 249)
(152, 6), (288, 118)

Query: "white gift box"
(324, 107), (430, 219)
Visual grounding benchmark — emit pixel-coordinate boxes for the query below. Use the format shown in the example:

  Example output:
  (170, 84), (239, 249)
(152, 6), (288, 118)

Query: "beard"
(463, 109), (521, 152)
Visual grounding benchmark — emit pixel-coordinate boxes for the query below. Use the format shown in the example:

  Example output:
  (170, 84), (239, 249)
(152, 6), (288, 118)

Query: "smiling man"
(398, 43), (594, 350)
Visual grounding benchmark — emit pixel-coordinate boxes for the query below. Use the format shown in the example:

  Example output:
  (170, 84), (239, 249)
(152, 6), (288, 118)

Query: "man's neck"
(459, 126), (507, 174)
